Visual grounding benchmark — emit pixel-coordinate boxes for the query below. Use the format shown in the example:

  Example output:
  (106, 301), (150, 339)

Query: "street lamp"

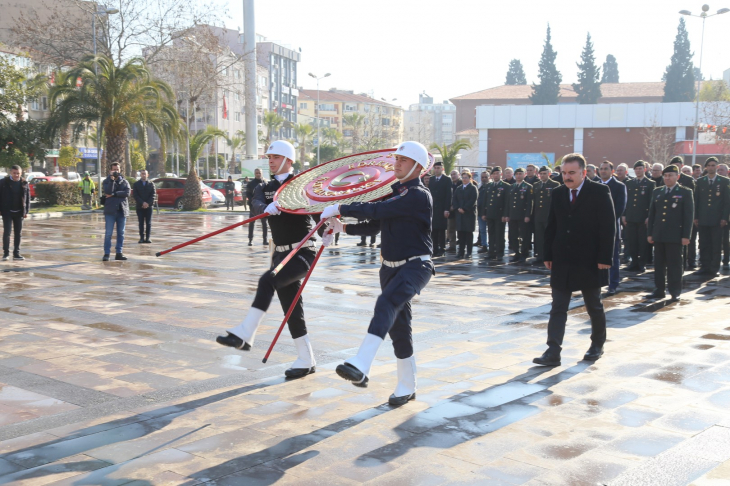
(680, 4), (729, 166)
(92, 5), (118, 183)
(308, 72), (330, 166)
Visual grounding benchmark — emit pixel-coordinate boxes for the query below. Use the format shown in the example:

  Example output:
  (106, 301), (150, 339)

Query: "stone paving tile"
(0, 214), (729, 484)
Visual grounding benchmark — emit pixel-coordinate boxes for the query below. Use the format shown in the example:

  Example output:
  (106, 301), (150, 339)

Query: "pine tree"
(601, 54), (619, 83)
(505, 59), (527, 85)
(663, 17), (695, 102)
(530, 25), (562, 105)
(573, 33), (602, 104)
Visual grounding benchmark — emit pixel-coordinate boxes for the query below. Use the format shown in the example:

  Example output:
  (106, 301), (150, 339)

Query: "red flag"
(76, 76), (82, 88)
(222, 95), (228, 120)
(50, 72), (55, 85)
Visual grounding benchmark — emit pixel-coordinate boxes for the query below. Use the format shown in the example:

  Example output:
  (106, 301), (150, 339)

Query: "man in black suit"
(550, 165), (563, 184)
(534, 153), (616, 366)
(667, 156), (697, 269)
(598, 161), (626, 295)
(132, 170), (156, 244)
(428, 162), (452, 257)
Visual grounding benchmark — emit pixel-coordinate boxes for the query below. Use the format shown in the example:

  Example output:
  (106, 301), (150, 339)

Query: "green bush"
(34, 181), (82, 206)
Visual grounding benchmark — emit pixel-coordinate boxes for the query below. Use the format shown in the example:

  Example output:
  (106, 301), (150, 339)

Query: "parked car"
(53, 171), (80, 181)
(152, 178), (212, 210)
(203, 179), (244, 205)
(208, 188), (225, 206)
(29, 176), (67, 200)
(25, 172), (47, 182)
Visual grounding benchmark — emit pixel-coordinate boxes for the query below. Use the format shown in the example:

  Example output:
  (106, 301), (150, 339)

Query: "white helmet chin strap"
(397, 162), (420, 182)
(276, 157), (289, 175)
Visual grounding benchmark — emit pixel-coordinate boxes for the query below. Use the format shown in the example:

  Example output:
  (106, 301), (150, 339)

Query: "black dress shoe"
(102, 254), (110, 262)
(356, 242), (366, 246)
(509, 256), (520, 263)
(625, 264), (640, 271)
(477, 247), (489, 254)
(456, 252), (465, 259)
(2, 253), (8, 261)
(605, 288), (617, 297)
(12, 253), (24, 261)
(637, 267), (646, 273)
(688, 263), (697, 270)
(335, 362), (369, 387)
(248, 241), (253, 247)
(285, 366), (315, 379)
(389, 392), (416, 406)
(645, 290), (665, 300)
(144, 239), (152, 244)
(668, 295), (680, 303)
(583, 345), (604, 361)
(263, 240), (269, 246)
(532, 351), (561, 366)
(216, 332), (251, 350)
(532, 259), (544, 266)
(138, 238), (145, 244)
(115, 253), (128, 261)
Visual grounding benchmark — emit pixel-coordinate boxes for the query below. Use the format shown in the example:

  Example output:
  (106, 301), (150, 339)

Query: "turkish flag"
(76, 77), (82, 88)
(50, 72), (55, 85)
(222, 95), (228, 120)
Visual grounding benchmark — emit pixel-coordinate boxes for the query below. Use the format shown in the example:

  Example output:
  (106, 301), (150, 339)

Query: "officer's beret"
(433, 161), (443, 167)
(663, 165), (679, 174)
(633, 160), (647, 169)
(539, 166), (551, 172)
(490, 167), (502, 174)
(669, 156), (684, 166)
(705, 156), (719, 166)
(514, 168), (524, 174)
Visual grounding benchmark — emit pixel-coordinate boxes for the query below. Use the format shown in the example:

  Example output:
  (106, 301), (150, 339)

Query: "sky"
(219, 0), (730, 109)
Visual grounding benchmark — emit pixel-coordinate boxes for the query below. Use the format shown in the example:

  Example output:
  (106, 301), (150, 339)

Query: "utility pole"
(243, 0), (257, 159)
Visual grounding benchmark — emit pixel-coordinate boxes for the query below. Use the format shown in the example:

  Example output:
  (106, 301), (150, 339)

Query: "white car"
(53, 171), (80, 181)
(207, 186), (225, 206)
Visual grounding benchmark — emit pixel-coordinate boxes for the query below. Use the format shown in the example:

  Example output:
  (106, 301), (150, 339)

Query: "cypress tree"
(573, 33), (602, 104)
(505, 59), (527, 85)
(601, 54), (619, 83)
(530, 25), (562, 105)
(663, 18), (695, 102)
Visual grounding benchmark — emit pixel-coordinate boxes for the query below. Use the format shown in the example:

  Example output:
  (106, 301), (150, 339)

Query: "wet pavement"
(0, 212), (729, 485)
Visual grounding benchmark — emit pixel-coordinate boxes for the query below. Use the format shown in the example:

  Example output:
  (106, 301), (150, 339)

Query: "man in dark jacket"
(505, 168), (533, 262)
(693, 156), (730, 277)
(132, 170), (156, 244)
(476, 171), (490, 253)
(428, 161), (451, 256)
(102, 162), (131, 261)
(534, 153), (615, 366)
(0, 165), (30, 261)
(668, 156), (698, 269)
(447, 169), (460, 252)
(598, 161), (627, 295)
(224, 176), (236, 211)
(623, 160), (655, 272)
(452, 171), (478, 259)
(483, 167), (511, 260)
(245, 168), (268, 246)
(532, 166), (560, 265)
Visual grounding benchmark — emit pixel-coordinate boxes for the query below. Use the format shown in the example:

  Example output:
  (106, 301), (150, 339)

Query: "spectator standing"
(533, 166), (560, 265)
(246, 169), (268, 246)
(718, 163), (730, 270)
(476, 171), (490, 252)
(446, 169), (460, 252)
(132, 170), (156, 244)
(483, 167), (510, 260)
(428, 162), (451, 257)
(78, 172), (96, 210)
(241, 177), (249, 210)
(224, 176), (236, 211)
(102, 163), (130, 261)
(505, 168), (534, 263)
(452, 171), (477, 259)
(503, 167), (516, 184)
(623, 161), (655, 272)
(0, 165), (30, 261)
(597, 161), (627, 296)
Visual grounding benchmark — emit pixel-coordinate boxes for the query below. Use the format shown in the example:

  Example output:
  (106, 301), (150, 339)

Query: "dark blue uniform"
(340, 177), (434, 359)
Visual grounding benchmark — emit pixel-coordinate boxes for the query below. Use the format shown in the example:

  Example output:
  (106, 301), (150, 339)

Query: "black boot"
(248, 239), (253, 247)
(335, 363), (369, 387)
(533, 350), (561, 366)
(115, 253), (128, 261)
(216, 332), (251, 350)
(2, 252), (9, 261)
(12, 251), (24, 261)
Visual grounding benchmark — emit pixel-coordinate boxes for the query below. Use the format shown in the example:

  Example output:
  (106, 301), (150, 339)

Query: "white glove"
(321, 232), (335, 247)
(265, 201), (281, 216)
(321, 203), (340, 219)
(325, 217), (344, 235)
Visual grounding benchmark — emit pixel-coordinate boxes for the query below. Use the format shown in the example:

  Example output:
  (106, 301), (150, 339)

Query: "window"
(299, 102), (307, 109)
(234, 69), (241, 79)
(235, 92), (240, 101)
(344, 104), (357, 112)
(442, 115), (452, 124)
(31, 99), (39, 111)
(222, 67), (228, 76)
(382, 118), (390, 126)
(318, 103), (335, 112)
(41, 97), (48, 111)
(235, 112), (241, 121)
(343, 130), (353, 136)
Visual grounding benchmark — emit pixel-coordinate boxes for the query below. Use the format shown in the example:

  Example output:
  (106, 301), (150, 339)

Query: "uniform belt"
(274, 241), (316, 252)
(381, 254), (431, 268)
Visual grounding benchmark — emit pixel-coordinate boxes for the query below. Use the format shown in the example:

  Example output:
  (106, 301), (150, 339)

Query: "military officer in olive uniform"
(505, 167), (534, 263)
(532, 166), (560, 265)
(483, 167), (511, 260)
(668, 156), (698, 269)
(623, 160), (655, 272)
(693, 156), (730, 277)
(647, 165), (694, 302)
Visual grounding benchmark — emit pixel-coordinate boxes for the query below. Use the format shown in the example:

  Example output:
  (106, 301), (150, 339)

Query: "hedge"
(34, 181), (83, 206)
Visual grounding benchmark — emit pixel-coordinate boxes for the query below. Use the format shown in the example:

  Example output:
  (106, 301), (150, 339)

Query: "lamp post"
(308, 72), (330, 166)
(178, 91), (192, 173)
(92, 5), (118, 182)
(680, 5), (729, 166)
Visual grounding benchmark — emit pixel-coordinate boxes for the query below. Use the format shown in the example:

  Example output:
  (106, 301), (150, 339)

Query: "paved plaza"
(0, 213), (729, 485)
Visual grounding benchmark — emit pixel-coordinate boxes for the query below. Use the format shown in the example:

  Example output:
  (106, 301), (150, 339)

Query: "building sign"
(506, 152), (554, 169)
(78, 147), (102, 159)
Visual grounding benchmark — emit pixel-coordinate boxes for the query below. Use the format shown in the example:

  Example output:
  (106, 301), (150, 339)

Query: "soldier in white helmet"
(216, 140), (319, 379)
(320, 141), (434, 406)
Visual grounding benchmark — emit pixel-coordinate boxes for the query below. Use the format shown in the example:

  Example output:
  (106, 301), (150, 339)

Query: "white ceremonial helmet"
(265, 140), (296, 164)
(394, 141), (429, 168)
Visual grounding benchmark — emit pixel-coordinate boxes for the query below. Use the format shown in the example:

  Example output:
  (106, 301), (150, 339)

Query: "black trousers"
(723, 225), (730, 265)
(687, 226), (698, 266)
(431, 229), (446, 253)
(457, 230), (473, 255)
(486, 218), (506, 257)
(547, 287), (606, 353)
(699, 225), (722, 272)
(136, 207), (152, 239)
(248, 216), (268, 241)
(654, 242), (683, 297)
(508, 220), (519, 252)
(225, 194), (234, 210)
(251, 248), (315, 339)
(534, 221), (547, 260)
(2, 213), (23, 253)
(625, 221), (649, 267)
(516, 220), (531, 257)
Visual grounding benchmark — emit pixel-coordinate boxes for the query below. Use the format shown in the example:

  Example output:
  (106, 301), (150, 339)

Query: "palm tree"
(343, 113), (365, 153)
(189, 125), (226, 172)
(429, 139), (473, 174)
(46, 55), (179, 175)
(294, 123), (314, 165)
(322, 127), (344, 147)
(226, 131), (245, 175)
(262, 111), (285, 145)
